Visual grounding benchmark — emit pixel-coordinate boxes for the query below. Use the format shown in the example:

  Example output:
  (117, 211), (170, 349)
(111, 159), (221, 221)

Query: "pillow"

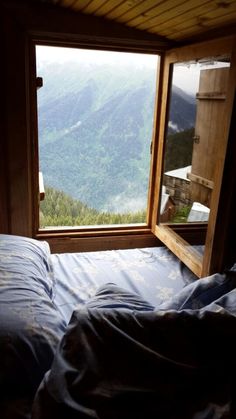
(0, 233), (54, 299)
(86, 282), (155, 311)
(0, 234), (66, 407)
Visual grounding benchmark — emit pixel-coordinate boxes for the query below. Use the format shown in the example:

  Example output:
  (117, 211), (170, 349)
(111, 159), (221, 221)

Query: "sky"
(36, 45), (158, 69)
(36, 45), (230, 96)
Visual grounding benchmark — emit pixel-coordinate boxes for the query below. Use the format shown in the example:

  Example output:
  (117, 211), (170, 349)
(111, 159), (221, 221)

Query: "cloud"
(103, 193), (146, 213)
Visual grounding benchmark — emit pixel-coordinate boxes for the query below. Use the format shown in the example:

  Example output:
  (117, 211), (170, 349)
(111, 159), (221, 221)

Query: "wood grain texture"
(39, 233), (161, 253)
(202, 38), (236, 276)
(191, 67), (229, 206)
(152, 36), (236, 277)
(155, 225), (203, 277)
(2, 12), (33, 237)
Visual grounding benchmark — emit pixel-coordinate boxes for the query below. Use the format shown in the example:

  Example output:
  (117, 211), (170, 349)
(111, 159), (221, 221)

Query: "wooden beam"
(187, 173), (214, 190)
(0, 11), (9, 233)
(196, 92), (226, 100)
(155, 225), (203, 277)
(2, 10), (33, 237)
(39, 233), (161, 254)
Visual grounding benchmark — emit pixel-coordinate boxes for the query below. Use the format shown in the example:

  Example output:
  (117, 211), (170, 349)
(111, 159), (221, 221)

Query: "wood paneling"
(2, 11), (33, 237)
(0, 12), (9, 233)
(59, 0), (236, 43)
(2, 0), (236, 45)
(9, 0), (169, 51)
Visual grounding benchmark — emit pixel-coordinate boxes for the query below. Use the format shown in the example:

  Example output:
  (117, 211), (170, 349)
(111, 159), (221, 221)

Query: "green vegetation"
(40, 187), (146, 227)
(164, 127), (194, 172)
(170, 205), (191, 223)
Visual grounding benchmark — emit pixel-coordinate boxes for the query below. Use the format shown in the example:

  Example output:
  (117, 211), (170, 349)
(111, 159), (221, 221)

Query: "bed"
(1, 234), (236, 419)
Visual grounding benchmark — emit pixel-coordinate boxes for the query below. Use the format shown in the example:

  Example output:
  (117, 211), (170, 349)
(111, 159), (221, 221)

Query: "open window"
(31, 37), (236, 271)
(152, 39), (236, 277)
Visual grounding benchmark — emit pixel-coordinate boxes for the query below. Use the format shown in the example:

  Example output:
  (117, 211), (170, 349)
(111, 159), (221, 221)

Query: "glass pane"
(160, 57), (230, 225)
(36, 46), (159, 228)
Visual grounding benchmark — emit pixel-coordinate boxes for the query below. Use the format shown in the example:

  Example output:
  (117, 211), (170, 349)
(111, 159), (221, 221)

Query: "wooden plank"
(94, 0), (126, 17)
(196, 92), (226, 100)
(82, 0), (109, 14)
(166, 11), (236, 41)
(106, 0), (146, 19)
(146, 55), (162, 227)
(2, 12), (34, 237)
(153, 0), (236, 37)
(146, 0), (225, 36)
(0, 9), (9, 233)
(115, 0), (180, 24)
(38, 225), (151, 236)
(43, 233), (161, 254)
(155, 225), (203, 277)
(166, 36), (234, 65)
(150, 54), (172, 230)
(134, 0), (211, 31)
(70, 0), (93, 11)
(190, 67), (229, 206)
(0, 132), (9, 233)
(187, 173), (214, 190)
(209, 70), (236, 272)
(128, 0), (211, 29)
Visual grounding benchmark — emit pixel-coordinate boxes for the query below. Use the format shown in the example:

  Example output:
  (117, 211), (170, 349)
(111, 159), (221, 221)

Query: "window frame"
(29, 37), (163, 247)
(151, 36), (236, 278)
(28, 34), (236, 270)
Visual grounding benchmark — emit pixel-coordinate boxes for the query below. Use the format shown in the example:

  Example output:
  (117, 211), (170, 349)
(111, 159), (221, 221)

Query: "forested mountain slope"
(37, 55), (195, 218)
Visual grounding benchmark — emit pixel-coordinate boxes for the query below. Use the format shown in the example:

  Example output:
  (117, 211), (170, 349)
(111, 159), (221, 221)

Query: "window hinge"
(36, 77), (43, 89)
(150, 141), (153, 154)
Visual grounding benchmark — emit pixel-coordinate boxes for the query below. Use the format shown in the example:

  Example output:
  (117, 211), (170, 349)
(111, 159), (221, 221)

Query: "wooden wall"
(1, 0), (236, 259)
(0, 0), (164, 251)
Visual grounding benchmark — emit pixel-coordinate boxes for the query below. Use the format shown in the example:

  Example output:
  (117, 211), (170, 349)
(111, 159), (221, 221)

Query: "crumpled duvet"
(32, 284), (236, 419)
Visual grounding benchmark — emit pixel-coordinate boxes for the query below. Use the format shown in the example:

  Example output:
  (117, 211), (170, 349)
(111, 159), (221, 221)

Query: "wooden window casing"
(151, 36), (236, 277)
(30, 35), (236, 266)
(28, 38), (164, 253)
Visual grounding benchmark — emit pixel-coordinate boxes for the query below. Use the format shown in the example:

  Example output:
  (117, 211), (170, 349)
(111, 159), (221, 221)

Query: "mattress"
(52, 246), (197, 323)
(1, 234), (236, 419)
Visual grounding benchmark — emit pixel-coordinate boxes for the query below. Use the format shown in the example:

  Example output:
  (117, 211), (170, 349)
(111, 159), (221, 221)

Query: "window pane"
(36, 46), (159, 228)
(160, 58), (230, 225)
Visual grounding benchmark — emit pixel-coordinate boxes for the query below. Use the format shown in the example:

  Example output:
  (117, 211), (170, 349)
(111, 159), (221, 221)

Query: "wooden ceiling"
(47, 0), (236, 43)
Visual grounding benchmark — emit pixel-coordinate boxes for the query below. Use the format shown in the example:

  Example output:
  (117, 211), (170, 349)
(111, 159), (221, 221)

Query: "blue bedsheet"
(32, 281), (236, 419)
(2, 234), (234, 419)
(52, 246), (197, 323)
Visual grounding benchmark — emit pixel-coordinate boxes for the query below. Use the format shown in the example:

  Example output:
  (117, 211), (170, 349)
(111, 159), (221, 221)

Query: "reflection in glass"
(160, 58), (230, 224)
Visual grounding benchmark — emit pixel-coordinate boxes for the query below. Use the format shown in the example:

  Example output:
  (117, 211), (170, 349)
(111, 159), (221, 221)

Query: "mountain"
(37, 57), (196, 214)
(40, 186), (146, 227)
(168, 86), (196, 134)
